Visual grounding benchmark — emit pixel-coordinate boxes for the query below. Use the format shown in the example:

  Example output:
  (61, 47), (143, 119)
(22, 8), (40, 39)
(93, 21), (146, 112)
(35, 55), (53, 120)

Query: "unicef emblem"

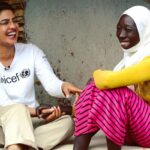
(20, 69), (30, 78)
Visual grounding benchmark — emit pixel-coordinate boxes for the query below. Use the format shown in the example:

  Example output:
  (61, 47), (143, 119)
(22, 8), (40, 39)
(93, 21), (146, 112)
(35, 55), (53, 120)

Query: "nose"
(9, 21), (18, 28)
(119, 29), (126, 39)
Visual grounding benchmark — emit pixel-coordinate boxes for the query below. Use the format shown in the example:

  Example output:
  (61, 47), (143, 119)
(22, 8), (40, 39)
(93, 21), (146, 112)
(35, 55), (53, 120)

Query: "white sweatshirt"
(0, 43), (64, 107)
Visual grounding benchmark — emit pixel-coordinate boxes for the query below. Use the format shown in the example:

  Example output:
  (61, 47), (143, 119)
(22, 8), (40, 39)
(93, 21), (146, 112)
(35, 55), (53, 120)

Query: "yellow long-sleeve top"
(93, 56), (150, 103)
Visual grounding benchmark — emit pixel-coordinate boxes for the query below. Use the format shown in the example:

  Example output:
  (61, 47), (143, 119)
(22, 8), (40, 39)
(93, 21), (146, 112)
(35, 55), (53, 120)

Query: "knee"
(60, 115), (74, 134)
(63, 115), (73, 127)
(9, 104), (28, 115)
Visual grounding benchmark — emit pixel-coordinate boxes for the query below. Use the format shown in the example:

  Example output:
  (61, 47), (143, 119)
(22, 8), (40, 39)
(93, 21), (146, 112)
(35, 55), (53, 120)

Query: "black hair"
(0, 2), (14, 13)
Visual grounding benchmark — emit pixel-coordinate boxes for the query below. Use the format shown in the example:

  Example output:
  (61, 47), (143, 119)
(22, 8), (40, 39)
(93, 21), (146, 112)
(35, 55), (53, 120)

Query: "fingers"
(41, 106), (62, 122)
(73, 93), (79, 107)
(62, 86), (70, 98)
(62, 82), (82, 98)
(41, 108), (53, 114)
(54, 106), (61, 117)
(36, 105), (49, 118)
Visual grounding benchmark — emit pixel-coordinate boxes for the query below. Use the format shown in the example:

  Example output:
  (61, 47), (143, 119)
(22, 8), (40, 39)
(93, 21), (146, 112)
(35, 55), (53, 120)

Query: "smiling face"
(116, 14), (140, 49)
(0, 9), (19, 47)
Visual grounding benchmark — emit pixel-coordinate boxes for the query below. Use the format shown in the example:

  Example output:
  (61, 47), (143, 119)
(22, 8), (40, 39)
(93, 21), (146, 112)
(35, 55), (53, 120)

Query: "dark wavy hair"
(0, 2), (14, 13)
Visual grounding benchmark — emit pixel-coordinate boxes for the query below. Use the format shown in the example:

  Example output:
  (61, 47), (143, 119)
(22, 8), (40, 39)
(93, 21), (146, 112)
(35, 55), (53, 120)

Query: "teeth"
(121, 42), (129, 46)
(7, 32), (16, 36)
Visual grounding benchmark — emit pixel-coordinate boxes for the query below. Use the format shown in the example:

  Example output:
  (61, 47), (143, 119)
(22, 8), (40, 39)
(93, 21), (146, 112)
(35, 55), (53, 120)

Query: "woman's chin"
(120, 42), (131, 49)
(7, 39), (17, 45)
(121, 46), (130, 50)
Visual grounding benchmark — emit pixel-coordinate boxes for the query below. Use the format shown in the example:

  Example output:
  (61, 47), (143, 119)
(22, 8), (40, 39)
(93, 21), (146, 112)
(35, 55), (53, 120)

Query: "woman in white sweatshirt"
(0, 2), (81, 150)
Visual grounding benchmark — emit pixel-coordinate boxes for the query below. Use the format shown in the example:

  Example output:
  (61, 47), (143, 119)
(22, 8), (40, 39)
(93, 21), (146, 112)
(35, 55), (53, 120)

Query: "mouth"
(6, 30), (17, 39)
(120, 41), (130, 48)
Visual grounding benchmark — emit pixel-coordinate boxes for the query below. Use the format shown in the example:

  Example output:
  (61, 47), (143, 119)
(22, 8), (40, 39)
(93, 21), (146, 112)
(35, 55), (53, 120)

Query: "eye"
(125, 25), (134, 32)
(12, 19), (19, 23)
(0, 20), (9, 25)
(117, 25), (121, 30)
(12, 17), (23, 24)
(126, 27), (133, 32)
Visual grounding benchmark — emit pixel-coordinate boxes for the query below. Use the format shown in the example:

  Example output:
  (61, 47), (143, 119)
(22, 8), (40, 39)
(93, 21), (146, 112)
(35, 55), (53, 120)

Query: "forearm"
(93, 57), (150, 89)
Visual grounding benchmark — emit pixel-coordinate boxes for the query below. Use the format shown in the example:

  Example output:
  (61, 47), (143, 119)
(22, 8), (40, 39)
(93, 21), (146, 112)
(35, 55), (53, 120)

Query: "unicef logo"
(20, 69), (30, 78)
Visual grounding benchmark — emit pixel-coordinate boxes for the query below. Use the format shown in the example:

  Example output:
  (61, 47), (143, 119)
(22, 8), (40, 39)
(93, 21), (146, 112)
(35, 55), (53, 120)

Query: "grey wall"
(25, 0), (150, 102)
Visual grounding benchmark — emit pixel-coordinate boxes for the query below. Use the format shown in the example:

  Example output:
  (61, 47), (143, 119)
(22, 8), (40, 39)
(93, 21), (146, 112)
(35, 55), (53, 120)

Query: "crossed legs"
(34, 115), (74, 150)
(0, 104), (37, 150)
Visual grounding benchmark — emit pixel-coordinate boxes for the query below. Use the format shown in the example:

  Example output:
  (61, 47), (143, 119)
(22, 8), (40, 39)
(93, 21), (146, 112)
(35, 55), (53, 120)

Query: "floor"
(0, 131), (149, 150)
(54, 131), (150, 150)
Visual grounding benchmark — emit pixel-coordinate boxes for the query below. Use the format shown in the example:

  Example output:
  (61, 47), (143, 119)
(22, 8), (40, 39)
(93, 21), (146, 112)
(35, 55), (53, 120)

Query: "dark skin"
(73, 15), (140, 150)
(116, 14), (140, 49)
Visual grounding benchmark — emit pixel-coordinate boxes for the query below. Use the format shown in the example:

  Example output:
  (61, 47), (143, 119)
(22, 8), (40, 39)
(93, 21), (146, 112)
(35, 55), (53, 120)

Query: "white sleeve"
(33, 44), (65, 98)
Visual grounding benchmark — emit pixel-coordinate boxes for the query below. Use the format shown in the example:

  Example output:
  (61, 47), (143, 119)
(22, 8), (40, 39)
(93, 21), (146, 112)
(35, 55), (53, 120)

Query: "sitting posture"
(0, 2), (81, 150)
(74, 6), (150, 150)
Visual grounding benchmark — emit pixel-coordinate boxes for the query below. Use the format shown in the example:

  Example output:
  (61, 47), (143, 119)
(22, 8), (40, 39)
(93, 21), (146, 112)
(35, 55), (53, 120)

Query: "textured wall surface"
(25, 0), (150, 103)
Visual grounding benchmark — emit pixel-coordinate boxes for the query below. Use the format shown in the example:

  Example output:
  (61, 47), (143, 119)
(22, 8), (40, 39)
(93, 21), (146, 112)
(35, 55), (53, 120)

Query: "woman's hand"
(61, 82), (82, 98)
(39, 106), (63, 122)
(73, 93), (80, 107)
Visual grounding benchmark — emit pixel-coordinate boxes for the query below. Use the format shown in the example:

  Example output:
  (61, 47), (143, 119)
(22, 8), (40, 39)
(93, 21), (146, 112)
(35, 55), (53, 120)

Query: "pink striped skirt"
(74, 81), (150, 147)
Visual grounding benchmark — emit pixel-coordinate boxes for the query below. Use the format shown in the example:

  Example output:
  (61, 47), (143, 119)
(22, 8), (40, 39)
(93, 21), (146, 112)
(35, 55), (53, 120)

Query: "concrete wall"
(25, 0), (150, 102)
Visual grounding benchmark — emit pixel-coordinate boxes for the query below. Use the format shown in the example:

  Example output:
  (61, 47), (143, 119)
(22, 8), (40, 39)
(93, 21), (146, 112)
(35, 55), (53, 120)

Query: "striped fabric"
(74, 81), (150, 147)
